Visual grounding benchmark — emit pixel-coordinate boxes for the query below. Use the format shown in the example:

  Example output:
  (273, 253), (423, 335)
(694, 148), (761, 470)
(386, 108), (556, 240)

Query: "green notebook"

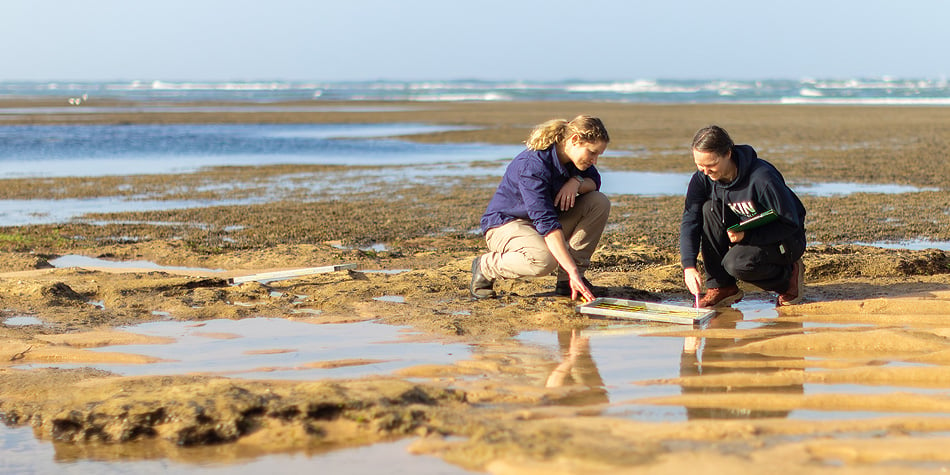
(728, 209), (778, 232)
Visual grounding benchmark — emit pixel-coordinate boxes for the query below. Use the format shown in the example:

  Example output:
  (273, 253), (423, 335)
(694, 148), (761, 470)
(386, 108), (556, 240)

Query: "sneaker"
(554, 276), (600, 297)
(470, 257), (496, 300)
(698, 285), (744, 308)
(777, 259), (805, 306)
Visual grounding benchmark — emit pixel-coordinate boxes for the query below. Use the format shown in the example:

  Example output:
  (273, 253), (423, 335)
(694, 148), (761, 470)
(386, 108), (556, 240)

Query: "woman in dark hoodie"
(680, 125), (806, 307)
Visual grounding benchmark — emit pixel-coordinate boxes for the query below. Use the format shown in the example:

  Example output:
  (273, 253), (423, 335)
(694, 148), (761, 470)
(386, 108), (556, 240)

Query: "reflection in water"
(0, 424), (475, 475)
(544, 330), (608, 405)
(12, 319), (470, 381)
(678, 306), (804, 420)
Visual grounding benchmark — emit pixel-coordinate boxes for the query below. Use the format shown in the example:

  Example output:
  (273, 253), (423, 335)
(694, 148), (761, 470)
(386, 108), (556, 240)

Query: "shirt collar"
(551, 146), (572, 177)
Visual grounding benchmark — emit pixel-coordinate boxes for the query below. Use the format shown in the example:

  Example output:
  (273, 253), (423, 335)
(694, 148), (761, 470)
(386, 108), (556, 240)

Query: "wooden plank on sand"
(229, 264), (358, 284)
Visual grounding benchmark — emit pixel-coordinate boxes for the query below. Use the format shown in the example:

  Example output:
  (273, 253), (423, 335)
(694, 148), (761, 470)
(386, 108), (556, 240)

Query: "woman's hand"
(683, 267), (703, 297)
(543, 229), (595, 302)
(569, 272), (595, 302)
(554, 178), (582, 211)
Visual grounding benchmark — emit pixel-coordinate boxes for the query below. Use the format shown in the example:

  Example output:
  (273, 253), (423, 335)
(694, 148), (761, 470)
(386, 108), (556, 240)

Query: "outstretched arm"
(544, 229), (594, 301)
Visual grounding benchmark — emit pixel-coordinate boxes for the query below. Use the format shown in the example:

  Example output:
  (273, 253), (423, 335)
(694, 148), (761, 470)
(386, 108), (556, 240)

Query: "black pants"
(701, 200), (805, 292)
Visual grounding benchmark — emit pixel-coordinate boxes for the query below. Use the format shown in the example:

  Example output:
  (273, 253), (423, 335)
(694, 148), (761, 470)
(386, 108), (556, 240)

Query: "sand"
(2, 99), (950, 473)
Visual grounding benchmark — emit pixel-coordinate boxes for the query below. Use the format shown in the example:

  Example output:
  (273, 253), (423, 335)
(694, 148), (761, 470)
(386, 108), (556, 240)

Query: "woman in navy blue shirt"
(471, 115), (610, 301)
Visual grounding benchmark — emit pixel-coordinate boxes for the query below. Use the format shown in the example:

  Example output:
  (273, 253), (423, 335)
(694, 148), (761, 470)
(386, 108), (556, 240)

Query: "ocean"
(2, 78), (950, 105)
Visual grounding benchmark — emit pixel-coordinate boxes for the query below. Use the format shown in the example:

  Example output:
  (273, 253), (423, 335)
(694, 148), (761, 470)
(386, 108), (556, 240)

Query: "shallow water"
(13, 299), (937, 421)
(1, 120), (932, 227)
(600, 171), (939, 197)
(791, 181), (938, 196)
(0, 123), (521, 178)
(0, 197), (268, 227)
(8, 167), (928, 227)
(0, 105), (415, 116)
(0, 425), (475, 475)
(14, 318), (471, 381)
(599, 171), (692, 196)
(2, 316), (43, 326)
(34, 299), (931, 417)
(855, 239), (950, 251)
(6, 299), (948, 471)
(49, 255), (224, 273)
(522, 299), (950, 422)
(0, 163), (509, 227)
(513, 300), (783, 420)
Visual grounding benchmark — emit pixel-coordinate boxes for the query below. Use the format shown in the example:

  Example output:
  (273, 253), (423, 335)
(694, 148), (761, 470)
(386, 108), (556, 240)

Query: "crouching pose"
(681, 125), (807, 307)
(471, 115), (611, 301)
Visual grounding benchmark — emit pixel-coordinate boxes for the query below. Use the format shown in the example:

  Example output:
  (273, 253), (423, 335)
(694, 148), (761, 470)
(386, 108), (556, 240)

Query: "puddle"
(49, 255), (224, 274)
(792, 181), (938, 196)
(855, 240), (950, 251)
(788, 410), (931, 420)
(8, 295), (945, 431)
(0, 424), (475, 474)
(0, 197), (267, 227)
(517, 298), (947, 422)
(802, 322), (875, 329)
(373, 295), (406, 303)
(803, 383), (949, 396)
(598, 171), (938, 198)
(2, 316), (43, 326)
(331, 242), (389, 252)
(14, 318), (470, 380)
(361, 269), (412, 275)
(515, 326), (686, 419)
(0, 163), (509, 226)
(599, 171), (692, 196)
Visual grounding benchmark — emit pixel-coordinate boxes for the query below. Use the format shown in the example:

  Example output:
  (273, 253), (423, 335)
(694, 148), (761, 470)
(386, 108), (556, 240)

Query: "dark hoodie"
(680, 144), (806, 269)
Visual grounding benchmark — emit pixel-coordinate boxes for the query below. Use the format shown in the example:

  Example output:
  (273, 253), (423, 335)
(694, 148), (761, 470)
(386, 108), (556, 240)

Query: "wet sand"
(3, 100), (950, 473)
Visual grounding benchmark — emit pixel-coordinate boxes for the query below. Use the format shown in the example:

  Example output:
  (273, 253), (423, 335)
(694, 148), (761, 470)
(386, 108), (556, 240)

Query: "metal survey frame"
(576, 297), (716, 326)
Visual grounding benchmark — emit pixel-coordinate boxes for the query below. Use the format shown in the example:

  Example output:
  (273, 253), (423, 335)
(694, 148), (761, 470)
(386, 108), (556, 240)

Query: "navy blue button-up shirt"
(480, 146), (601, 236)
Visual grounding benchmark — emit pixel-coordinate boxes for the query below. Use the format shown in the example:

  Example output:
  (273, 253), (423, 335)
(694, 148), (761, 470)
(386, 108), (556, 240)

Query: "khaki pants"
(480, 191), (610, 282)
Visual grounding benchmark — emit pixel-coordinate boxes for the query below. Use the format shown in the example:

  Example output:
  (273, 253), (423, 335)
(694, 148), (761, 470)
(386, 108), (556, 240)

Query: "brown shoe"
(777, 259), (805, 306)
(698, 285), (744, 308)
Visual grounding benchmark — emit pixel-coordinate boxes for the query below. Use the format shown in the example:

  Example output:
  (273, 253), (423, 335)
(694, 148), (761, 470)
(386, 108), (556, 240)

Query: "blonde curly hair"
(525, 115), (610, 151)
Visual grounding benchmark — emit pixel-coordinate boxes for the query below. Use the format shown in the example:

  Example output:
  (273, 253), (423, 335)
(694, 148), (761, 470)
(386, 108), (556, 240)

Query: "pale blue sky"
(2, 0), (947, 81)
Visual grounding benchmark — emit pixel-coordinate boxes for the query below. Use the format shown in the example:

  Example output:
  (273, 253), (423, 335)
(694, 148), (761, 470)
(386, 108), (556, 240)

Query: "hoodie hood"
(706, 144), (759, 225)
(719, 144), (757, 189)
